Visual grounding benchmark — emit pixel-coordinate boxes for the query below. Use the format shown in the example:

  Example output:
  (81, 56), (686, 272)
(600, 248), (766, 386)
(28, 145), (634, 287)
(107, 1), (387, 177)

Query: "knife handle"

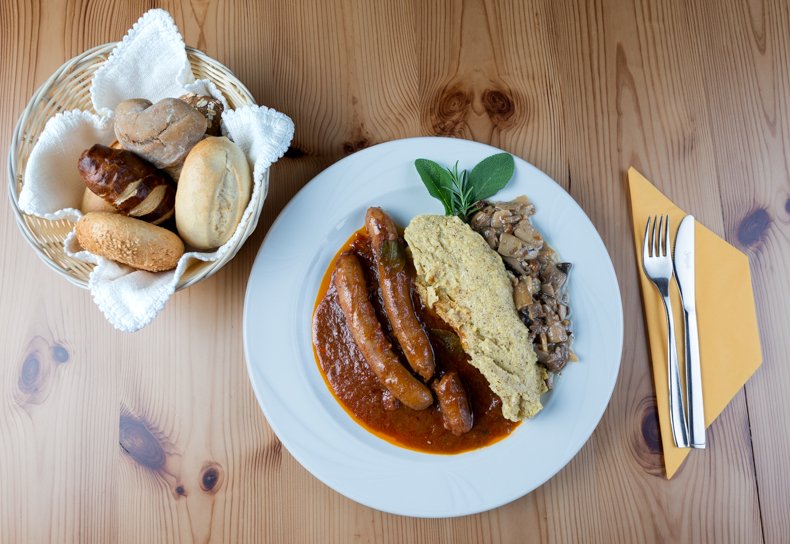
(662, 294), (690, 449)
(684, 309), (706, 448)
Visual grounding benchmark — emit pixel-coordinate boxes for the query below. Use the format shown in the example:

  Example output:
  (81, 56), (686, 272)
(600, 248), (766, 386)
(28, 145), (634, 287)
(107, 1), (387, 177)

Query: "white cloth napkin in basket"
(17, 9), (294, 332)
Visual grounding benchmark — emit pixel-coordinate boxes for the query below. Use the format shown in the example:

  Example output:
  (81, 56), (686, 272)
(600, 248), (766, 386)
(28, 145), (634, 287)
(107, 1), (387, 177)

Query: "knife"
(674, 215), (706, 448)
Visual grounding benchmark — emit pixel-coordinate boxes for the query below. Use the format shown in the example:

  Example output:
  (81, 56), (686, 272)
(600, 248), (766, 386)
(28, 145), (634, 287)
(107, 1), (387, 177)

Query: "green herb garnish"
(414, 152), (515, 221)
(379, 239), (406, 273)
(430, 329), (465, 358)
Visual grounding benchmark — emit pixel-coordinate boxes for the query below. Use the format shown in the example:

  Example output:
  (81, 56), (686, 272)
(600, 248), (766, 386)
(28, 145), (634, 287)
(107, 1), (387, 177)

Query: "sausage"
(432, 372), (473, 436)
(334, 253), (433, 411)
(365, 207), (435, 381)
(381, 390), (400, 412)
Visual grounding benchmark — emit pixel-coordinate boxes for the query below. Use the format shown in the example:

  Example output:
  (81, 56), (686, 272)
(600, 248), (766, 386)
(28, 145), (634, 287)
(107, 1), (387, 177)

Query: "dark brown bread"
(78, 144), (175, 225)
(179, 93), (224, 136)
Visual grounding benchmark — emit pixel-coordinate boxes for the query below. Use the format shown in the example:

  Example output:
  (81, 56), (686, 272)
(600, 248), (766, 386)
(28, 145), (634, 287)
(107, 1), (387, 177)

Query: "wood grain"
(1, 0), (787, 542)
(694, 1), (790, 542)
(543, 1), (762, 542)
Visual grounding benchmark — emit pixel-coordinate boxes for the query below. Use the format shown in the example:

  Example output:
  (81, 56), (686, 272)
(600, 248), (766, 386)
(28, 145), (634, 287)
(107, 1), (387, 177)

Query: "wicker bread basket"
(7, 42), (264, 290)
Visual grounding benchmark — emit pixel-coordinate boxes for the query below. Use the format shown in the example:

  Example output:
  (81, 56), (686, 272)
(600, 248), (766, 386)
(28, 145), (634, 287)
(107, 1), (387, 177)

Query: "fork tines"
(644, 214), (671, 259)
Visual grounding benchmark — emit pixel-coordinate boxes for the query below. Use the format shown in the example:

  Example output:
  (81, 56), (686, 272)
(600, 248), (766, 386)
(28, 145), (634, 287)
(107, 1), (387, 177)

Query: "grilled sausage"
(334, 253), (433, 411)
(365, 207), (435, 380)
(381, 390), (400, 412)
(432, 372), (473, 436)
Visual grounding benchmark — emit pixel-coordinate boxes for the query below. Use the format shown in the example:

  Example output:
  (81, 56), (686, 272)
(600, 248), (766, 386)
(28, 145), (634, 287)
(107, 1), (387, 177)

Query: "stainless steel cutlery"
(642, 215), (690, 448)
(674, 216), (706, 448)
(641, 214), (706, 449)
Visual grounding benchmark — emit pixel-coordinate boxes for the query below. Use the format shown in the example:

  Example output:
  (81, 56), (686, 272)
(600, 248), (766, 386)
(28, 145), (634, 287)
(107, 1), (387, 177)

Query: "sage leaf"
(379, 239), (406, 273)
(468, 153), (515, 202)
(430, 329), (465, 359)
(415, 159), (455, 215)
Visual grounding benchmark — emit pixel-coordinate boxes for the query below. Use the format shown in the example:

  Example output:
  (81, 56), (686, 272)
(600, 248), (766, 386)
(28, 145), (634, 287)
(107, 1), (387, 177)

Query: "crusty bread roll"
(81, 187), (117, 214)
(76, 213), (184, 272)
(175, 137), (252, 249)
(114, 98), (207, 170)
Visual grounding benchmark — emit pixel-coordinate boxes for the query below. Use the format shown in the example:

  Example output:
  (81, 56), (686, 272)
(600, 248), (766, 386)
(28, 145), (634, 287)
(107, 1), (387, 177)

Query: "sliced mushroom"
(541, 263), (567, 294)
(531, 276), (542, 294)
(498, 233), (539, 260)
(548, 321), (568, 343)
(502, 256), (528, 275)
(513, 279), (532, 310)
(491, 209), (512, 228)
(482, 228), (499, 249)
(526, 302), (544, 320)
(502, 214), (522, 224)
(535, 348), (550, 364)
(556, 262), (572, 276)
(470, 210), (491, 229)
(544, 344), (569, 372)
(494, 199), (526, 211)
(540, 282), (555, 296)
(513, 219), (544, 251)
(495, 195), (535, 214)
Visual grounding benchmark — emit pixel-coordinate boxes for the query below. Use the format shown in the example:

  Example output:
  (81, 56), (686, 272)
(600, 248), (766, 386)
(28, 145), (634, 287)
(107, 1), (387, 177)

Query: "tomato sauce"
(312, 227), (520, 454)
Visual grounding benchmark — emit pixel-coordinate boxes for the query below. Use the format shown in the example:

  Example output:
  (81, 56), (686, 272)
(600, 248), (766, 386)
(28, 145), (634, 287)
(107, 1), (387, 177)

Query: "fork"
(642, 215), (690, 448)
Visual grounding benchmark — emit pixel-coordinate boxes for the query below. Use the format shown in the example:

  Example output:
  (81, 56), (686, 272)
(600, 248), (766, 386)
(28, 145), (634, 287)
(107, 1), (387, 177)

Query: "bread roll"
(81, 187), (117, 214)
(175, 137), (252, 249)
(179, 93), (224, 136)
(78, 144), (175, 225)
(76, 213), (184, 272)
(114, 98), (207, 169)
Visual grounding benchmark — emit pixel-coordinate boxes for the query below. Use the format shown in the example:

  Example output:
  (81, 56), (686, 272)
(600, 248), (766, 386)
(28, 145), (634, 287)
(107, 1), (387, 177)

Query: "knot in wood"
(641, 405), (661, 455)
(737, 207), (770, 249)
(440, 91), (469, 116)
(16, 337), (57, 406)
(432, 89), (470, 136)
(482, 89), (514, 119)
(343, 138), (370, 156)
(630, 396), (663, 477)
(19, 355), (40, 391)
(119, 416), (166, 470)
(52, 345), (69, 363)
(200, 462), (223, 493)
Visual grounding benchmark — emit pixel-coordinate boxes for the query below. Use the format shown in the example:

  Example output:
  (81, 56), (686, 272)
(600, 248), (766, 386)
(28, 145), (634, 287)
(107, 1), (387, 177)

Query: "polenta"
(404, 214), (547, 421)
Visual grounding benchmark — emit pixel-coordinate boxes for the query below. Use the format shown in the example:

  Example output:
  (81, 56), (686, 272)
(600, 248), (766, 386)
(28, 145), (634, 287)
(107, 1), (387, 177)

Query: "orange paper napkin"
(628, 168), (762, 478)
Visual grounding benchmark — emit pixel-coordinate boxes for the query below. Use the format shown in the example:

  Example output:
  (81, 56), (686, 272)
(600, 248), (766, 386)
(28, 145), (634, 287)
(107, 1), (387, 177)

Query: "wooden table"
(1, 1), (787, 542)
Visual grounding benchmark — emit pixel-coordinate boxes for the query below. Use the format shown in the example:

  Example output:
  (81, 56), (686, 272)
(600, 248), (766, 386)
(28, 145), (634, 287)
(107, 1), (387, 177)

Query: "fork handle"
(662, 294), (690, 448)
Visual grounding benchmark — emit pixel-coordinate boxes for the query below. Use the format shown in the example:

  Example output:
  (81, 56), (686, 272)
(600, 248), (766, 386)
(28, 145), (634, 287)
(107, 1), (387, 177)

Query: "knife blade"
(674, 215), (706, 448)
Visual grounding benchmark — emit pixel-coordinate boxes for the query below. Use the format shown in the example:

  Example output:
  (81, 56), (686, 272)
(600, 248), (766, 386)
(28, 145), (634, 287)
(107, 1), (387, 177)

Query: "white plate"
(243, 137), (623, 518)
